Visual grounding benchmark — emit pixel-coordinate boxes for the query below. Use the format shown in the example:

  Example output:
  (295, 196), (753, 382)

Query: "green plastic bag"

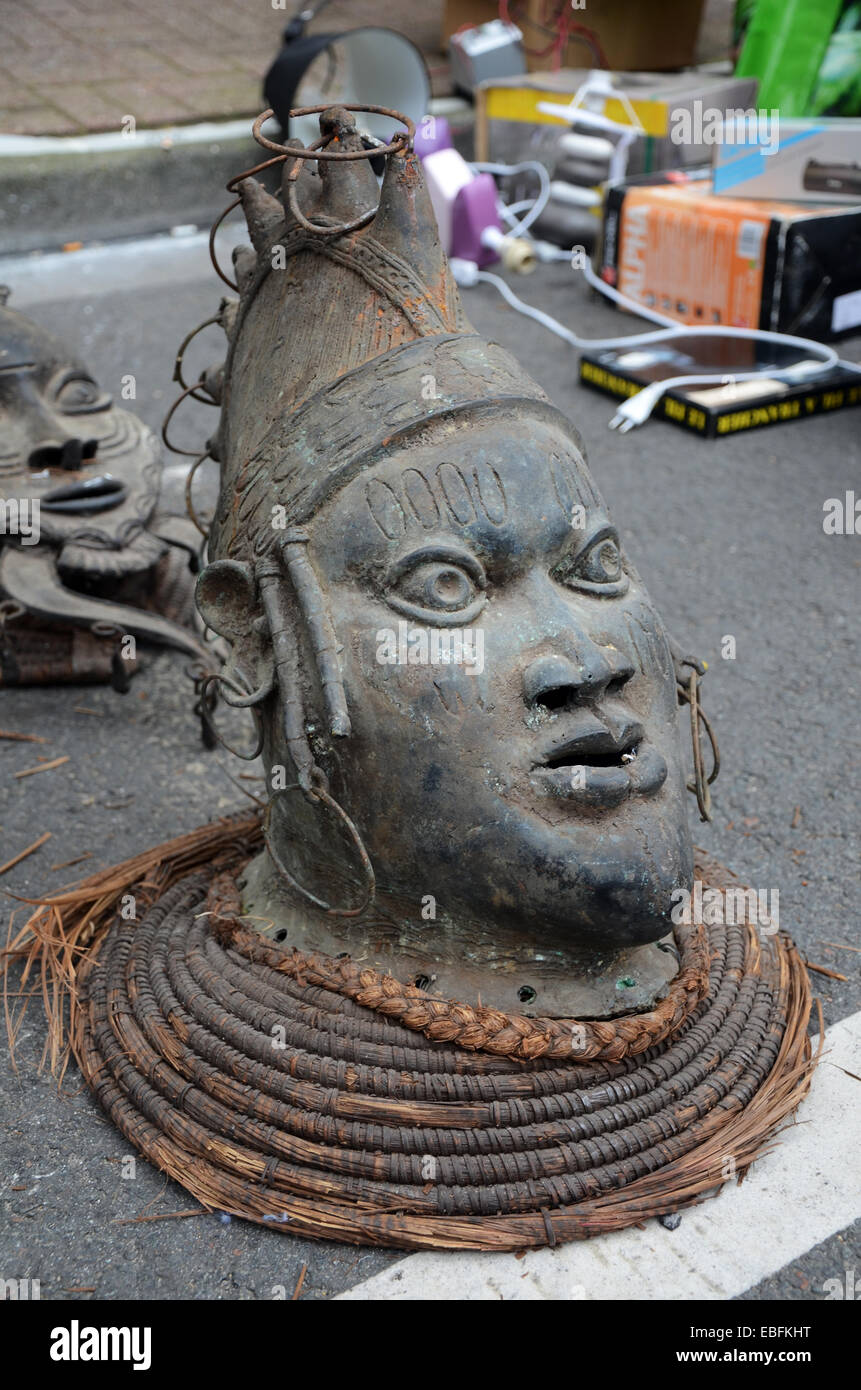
(810, 29), (861, 114)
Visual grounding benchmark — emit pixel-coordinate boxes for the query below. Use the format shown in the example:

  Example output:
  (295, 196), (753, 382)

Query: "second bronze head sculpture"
(194, 107), (714, 1006)
(0, 289), (207, 684)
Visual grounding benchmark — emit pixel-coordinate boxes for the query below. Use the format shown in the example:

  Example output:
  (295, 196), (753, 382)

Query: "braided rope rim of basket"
(205, 872), (710, 1065)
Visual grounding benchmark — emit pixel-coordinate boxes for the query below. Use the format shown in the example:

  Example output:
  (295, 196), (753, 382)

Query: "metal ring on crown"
(252, 105), (414, 160)
(252, 105), (414, 239)
(264, 771), (376, 918)
(162, 382), (213, 457)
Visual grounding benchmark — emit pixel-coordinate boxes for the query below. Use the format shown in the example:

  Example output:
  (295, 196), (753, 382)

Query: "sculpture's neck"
(237, 847), (677, 1021)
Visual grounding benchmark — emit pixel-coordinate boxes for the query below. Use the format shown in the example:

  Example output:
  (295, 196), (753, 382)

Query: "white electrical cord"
(450, 262), (850, 431)
(471, 160), (551, 237)
(466, 265), (840, 361)
(457, 140), (861, 431)
(447, 168), (856, 430)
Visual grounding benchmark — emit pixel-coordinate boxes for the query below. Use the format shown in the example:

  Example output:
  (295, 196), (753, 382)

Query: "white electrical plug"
(450, 257), (481, 287)
(480, 226), (536, 273)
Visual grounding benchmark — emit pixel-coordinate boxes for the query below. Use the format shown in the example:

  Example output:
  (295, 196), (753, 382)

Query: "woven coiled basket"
(28, 814), (812, 1252)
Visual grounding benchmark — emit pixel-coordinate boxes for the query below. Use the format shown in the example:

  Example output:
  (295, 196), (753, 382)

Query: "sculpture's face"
(0, 310), (160, 551)
(280, 415), (692, 949)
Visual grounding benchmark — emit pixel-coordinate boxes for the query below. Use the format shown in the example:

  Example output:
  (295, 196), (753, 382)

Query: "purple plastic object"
(413, 114), (453, 161)
(450, 173), (503, 266)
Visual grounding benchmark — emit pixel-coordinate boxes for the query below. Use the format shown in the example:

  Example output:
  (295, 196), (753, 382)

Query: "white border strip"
(338, 1012), (861, 1301)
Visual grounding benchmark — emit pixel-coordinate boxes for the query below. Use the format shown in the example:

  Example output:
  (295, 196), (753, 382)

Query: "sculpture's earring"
(192, 558), (275, 755)
(195, 667), (269, 760)
(255, 537), (376, 917)
(263, 772), (376, 918)
(676, 659), (720, 822)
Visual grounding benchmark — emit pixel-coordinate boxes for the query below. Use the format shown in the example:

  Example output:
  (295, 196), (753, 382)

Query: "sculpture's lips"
(531, 715), (667, 807)
(40, 474), (127, 513)
(539, 718), (644, 770)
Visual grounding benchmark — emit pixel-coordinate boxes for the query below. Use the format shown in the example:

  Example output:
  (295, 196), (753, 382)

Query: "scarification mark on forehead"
(366, 462), (508, 539)
(438, 463), (474, 525)
(402, 468), (439, 528)
(625, 608), (672, 679)
(549, 451), (603, 520)
(366, 479), (404, 540)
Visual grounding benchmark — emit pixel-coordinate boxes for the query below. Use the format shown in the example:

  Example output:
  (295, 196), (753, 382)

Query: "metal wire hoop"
(185, 451), (214, 538)
(209, 198), (242, 291)
(252, 105), (414, 161)
(225, 153), (290, 193)
(198, 671), (266, 761)
(214, 666), (274, 709)
(257, 104), (413, 238)
(263, 777), (376, 917)
(162, 382), (211, 457)
(285, 176), (377, 237)
(677, 664), (720, 823)
(172, 315), (221, 400)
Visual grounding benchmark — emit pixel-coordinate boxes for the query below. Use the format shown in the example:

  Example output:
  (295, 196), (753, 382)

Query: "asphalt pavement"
(1, 232), (859, 1300)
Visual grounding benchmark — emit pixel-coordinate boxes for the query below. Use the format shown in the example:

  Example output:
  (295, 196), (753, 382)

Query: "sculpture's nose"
(522, 647), (634, 712)
(28, 437), (98, 471)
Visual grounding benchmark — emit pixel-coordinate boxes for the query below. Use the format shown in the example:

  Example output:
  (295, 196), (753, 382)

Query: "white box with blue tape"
(713, 119), (861, 204)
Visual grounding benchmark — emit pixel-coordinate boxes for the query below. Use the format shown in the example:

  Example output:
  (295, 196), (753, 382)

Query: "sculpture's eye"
(578, 535), (623, 584)
(387, 548), (487, 625)
(53, 375), (108, 413)
(553, 528), (629, 597)
(402, 562), (474, 611)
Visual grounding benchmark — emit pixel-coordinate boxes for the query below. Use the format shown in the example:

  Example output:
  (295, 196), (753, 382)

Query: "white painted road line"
(338, 1011), (861, 1301)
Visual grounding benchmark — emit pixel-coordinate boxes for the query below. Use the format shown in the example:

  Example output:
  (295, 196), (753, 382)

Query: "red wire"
(499, 0), (609, 68)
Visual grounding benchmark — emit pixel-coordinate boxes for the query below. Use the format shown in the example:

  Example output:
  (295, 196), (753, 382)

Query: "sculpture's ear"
(195, 559), (259, 641)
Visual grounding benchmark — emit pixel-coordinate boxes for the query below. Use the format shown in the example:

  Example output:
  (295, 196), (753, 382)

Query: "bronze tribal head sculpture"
(6, 107), (812, 1259)
(195, 106), (713, 1006)
(0, 289), (205, 684)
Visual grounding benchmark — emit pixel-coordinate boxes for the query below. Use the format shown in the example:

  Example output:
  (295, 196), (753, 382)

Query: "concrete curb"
(0, 100), (473, 256)
(0, 120), (260, 257)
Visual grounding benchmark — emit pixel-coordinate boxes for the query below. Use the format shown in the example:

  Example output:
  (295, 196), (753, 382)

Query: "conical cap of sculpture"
(210, 107), (564, 562)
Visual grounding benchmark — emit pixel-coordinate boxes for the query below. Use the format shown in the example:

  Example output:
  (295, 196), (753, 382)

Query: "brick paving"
(0, 0), (447, 136)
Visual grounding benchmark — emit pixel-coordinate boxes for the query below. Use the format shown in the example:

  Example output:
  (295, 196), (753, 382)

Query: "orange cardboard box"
(600, 175), (861, 339)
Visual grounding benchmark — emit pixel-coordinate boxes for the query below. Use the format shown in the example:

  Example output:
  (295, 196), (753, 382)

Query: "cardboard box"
(444, 1), (704, 72)
(475, 69), (758, 170)
(443, 0), (498, 43)
(713, 118), (861, 204)
(599, 172), (861, 340)
(522, 0), (704, 73)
